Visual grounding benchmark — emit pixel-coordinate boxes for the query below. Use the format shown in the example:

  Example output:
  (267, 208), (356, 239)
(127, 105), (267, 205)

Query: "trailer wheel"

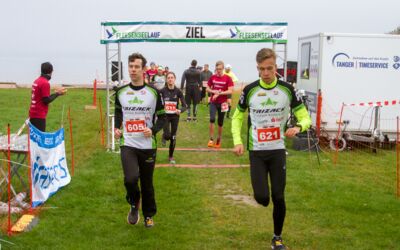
(329, 138), (346, 151)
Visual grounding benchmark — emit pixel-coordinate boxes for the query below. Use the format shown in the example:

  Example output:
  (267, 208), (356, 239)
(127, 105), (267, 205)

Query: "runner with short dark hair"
(115, 52), (166, 228)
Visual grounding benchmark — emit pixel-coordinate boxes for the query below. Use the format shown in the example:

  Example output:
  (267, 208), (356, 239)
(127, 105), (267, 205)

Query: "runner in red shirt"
(206, 60), (233, 148)
(29, 62), (67, 131)
(146, 62), (158, 84)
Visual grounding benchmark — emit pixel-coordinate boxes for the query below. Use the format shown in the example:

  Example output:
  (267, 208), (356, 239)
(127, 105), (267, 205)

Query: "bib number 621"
(257, 127), (280, 142)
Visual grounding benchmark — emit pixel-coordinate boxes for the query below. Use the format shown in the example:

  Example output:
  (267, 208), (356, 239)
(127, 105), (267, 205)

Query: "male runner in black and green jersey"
(114, 53), (166, 228)
(232, 48), (311, 250)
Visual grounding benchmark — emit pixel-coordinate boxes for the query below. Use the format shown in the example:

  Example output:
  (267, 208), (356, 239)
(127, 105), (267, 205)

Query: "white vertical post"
(111, 114), (115, 152)
(118, 43), (122, 85)
(105, 44), (110, 150)
(284, 43), (288, 82)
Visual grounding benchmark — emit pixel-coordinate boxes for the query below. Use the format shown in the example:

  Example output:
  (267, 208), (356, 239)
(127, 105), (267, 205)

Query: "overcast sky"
(0, 0), (398, 85)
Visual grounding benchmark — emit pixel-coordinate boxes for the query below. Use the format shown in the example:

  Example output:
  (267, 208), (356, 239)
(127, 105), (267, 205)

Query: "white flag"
(29, 123), (71, 207)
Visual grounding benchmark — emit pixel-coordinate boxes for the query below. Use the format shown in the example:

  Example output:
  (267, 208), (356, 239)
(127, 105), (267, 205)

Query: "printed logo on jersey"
(271, 117), (284, 122)
(260, 98), (278, 107)
(128, 97), (144, 105)
(295, 90), (302, 102)
(252, 107), (285, 114)
(239, 92), (245, 105)
(145, 157), (155, 163)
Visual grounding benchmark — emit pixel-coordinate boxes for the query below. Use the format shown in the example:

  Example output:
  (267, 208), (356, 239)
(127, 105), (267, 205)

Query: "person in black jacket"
(161, 72), (187, 164)
(180, 59), (201, 121)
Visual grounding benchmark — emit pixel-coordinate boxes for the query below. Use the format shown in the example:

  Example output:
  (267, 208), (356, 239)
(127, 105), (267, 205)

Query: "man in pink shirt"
(29, 62), (67, 131)
(206, 60), (233, 148)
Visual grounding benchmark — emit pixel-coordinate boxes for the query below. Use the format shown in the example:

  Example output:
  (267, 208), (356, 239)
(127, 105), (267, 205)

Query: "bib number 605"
(126, 120), (146, 133)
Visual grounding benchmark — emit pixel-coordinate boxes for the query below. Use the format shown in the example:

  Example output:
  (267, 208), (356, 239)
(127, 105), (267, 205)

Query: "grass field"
(0, 88), (399, 249)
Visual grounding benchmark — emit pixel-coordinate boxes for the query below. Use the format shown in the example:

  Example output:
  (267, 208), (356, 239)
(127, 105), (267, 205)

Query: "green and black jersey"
(232, 78), (311, 151)
(115, 83), (166, 149)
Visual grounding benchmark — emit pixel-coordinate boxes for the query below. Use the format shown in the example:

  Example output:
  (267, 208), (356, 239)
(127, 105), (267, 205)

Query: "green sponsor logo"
(128, 97), (144, 105)
(107, 27), (161, 39)
(231, 26), (284, 40)
(260, 98), (278, 107)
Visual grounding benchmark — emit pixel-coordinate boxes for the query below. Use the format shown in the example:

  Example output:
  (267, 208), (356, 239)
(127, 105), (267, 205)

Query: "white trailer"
(296, 33), (400, 140)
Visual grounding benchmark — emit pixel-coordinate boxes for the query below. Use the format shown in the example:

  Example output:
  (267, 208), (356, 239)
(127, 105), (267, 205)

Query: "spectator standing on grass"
(29, 62), (67, 132)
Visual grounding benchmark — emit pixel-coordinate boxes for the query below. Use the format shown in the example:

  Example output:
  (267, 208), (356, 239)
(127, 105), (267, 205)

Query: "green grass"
(0, 88), (399, 249)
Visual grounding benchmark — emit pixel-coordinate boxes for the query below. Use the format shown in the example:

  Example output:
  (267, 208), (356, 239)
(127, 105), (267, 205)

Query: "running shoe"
(144, 217), (154, 228)
(214, 139), (221, 148)
(127, 205), (140, 225)
(186, 116), (192, 122)
(271, 236), (286, 250)
(169, 157), (176, 165)
(207, 140), (214, 148)
(192, 117), (197, 122)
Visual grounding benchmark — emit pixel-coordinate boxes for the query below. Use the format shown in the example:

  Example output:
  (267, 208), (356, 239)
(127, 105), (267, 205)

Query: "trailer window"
(300, 42), (311, 79)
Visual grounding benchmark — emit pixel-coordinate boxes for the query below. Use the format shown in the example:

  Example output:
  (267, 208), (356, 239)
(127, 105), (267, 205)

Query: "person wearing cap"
(152, 66), (166, 90)
(28, 62), (67, 132)
(224, 64), (238, 119)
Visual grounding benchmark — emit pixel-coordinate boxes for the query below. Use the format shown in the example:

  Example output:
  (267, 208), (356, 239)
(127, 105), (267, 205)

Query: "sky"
(0, 0), (398, 85)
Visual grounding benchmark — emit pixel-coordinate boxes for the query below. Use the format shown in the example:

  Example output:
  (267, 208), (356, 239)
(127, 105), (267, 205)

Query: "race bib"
(221, 102), (229, 112)
(257, 127), (280, 142)
(202, 81), (208, 87)
(165, 101), (177, 114)
(126, 120), (146, 133)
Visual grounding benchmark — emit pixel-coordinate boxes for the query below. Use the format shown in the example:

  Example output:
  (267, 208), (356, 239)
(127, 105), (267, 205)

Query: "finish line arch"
(101, 21), (289, 150)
